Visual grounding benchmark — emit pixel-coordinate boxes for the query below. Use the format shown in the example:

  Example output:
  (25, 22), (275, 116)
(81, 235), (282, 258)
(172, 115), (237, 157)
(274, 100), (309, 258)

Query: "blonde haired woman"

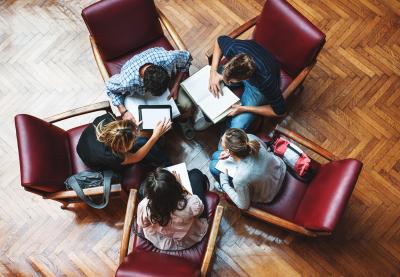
(209, 128), (286, 210)
(77, 113), (171, 172)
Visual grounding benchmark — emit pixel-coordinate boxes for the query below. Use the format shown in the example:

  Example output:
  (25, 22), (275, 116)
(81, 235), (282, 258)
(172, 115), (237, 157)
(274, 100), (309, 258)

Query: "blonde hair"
(224, 128), (260, 158)
(224, 53), (256, 81)
(96, 119), (138, 154)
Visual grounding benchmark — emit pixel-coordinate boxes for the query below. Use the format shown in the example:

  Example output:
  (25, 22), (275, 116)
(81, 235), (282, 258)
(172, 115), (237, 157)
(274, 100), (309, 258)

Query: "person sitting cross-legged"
(209, 128), (286, 210)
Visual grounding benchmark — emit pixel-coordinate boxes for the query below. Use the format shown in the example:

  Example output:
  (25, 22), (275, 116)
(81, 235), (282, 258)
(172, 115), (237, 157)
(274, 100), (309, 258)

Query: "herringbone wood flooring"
(1, 0), (399, 276)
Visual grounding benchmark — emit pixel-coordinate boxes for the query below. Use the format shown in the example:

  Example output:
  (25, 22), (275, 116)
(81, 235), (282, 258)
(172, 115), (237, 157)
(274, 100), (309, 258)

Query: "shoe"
(178, 120), (195, 140)
(193, 109), (213, 131)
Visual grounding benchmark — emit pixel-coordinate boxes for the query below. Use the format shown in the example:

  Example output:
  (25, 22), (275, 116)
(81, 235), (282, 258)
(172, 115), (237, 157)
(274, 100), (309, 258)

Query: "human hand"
(172, 171), (182, 184)
(152, 118), (172, 139)
(227, 104), (245, 117)
(168, 86), (179, 100)
(122, 111), (138, 124)
(218, 150), (230, 160)
(208, 70), (224, 98)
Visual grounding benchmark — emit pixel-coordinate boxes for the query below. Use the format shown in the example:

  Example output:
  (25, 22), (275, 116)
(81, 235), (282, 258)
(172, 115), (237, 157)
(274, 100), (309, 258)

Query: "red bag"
(272, 137), (311, 176)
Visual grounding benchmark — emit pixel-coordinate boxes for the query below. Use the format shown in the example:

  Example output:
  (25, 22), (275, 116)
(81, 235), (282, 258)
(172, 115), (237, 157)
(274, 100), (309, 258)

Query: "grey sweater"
(220, 134), (286, 210)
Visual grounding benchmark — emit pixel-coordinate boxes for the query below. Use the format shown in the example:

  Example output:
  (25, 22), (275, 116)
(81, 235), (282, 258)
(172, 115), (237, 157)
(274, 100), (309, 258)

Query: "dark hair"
(144, 168), (188, 227)
(224, 128), (260, 158)
(224, 53), (256, 81)
(143, 65), (170, 96)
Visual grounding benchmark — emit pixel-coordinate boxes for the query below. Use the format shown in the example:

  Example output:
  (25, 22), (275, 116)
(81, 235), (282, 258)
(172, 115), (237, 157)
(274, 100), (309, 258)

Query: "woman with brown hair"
(137, 168), (209, 250)
(77, 113), (171, 172)
(209, 128), (286, 210)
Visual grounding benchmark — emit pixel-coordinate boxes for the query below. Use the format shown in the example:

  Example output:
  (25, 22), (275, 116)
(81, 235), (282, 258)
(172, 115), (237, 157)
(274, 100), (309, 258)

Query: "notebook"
(180, 65), (240, 124)
(124, 89), (180, 120)
(164, 163), (192, 194)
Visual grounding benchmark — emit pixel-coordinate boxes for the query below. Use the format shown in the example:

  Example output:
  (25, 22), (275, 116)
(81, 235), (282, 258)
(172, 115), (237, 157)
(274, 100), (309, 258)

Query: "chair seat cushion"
(67, 124), (90, 174)
(251, 159), (320, 221)
(132, 192), (220, 267)
(294, 159), (362, 232)
(116, 251), (199, 277)
(105, 36), (174, 76)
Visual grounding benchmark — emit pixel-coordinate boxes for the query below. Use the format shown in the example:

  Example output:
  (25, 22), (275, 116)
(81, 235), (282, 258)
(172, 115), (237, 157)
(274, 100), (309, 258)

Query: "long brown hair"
(224, 128), (260, 158)
(144, 168), (188, 227)
(95, 119), (138, 154)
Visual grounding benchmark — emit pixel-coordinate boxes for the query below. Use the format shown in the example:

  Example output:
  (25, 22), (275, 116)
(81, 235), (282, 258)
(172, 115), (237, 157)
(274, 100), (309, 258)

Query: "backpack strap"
(67, 170), (113, 209)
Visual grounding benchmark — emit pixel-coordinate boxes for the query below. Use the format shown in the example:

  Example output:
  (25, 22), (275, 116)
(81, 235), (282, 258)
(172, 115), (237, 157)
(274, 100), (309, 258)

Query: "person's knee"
(229, 114), (253, 131)
(189, 168), (203, 178)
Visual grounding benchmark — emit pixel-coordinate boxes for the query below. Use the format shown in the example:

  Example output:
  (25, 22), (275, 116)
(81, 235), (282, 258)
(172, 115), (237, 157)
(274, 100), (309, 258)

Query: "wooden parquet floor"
(1, 0), (399, 276)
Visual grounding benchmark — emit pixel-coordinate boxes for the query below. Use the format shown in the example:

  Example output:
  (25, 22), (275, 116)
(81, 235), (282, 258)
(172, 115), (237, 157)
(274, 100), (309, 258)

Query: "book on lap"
(180, 65), (240, 124)
(124, 89), (180, 120)
(164, 163), (192, 194)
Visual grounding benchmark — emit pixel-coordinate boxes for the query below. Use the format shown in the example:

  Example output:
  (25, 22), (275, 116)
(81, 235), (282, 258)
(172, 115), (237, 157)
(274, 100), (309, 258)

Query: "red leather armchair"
(239, 126), (363, 236)
(206, 0), (326, 130)
(14, 102), (145, 208)
(81, 0), (187, 80)
(116, 189), (223, 277)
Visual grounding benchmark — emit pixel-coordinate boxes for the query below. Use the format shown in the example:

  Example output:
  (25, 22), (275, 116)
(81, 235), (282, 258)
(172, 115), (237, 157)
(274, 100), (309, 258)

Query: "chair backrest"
(252, 0), (326, 77)
(15, 115), (72, 193)
(294, 159), (363, 232)
(81, 0), (163, 61)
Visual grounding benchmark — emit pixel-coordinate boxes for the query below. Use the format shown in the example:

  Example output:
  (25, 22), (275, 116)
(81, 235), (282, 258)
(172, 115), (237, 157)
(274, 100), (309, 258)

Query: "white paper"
(141, 108), (171, 130)
(124, 89), (180, 120)
(180, 65), (240, 123)
(215, 157), (238, 178)
(164, 163), (192, 194)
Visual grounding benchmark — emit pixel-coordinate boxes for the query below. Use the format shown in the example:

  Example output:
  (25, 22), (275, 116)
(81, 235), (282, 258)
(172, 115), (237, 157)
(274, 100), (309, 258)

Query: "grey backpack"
(64, 170), (115, 209)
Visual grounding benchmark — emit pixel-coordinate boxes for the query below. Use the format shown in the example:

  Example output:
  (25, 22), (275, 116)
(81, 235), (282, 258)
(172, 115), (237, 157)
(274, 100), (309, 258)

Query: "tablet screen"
(139, 106), (172, 130)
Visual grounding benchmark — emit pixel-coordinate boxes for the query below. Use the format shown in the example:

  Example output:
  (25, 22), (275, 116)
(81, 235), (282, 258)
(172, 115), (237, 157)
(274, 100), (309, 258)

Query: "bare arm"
(229, 104), (286, 118)
(208, 39), (224, 98)
(122, 119), (172, 165)
(168, 71), (186, 100)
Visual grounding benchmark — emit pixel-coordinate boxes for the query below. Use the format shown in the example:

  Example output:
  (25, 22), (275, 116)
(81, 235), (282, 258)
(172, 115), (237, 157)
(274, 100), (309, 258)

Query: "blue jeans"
(227, 80), (266, 131)
(209, 144), (233, 186)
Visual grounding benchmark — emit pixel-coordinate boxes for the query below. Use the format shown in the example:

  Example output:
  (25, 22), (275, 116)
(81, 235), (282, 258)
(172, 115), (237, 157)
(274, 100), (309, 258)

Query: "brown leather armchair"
(14, 102), (146, 208)
(206, 0), (326, 131)
(81, 0), (188, 81)
(116, 189), (224, 277)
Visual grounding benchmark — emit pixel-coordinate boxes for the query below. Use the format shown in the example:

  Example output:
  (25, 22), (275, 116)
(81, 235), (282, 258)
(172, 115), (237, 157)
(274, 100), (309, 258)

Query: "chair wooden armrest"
(44, 101), (112, 123)
(44, 184), (121, 200)
(200, 204), (223, 276)
(89, 36), (110, 81)
(157, 8), (188, 51)
(275, 125), (337, 161)
(282, 64), (314, 100)
(119, 189), (138, 264)
(243, 207), (319, 237)
(205, 16), (259, 64)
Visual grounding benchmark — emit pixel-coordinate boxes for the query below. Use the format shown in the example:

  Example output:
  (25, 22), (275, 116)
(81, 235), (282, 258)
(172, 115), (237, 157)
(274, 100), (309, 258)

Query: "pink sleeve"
(189, 195), (204, 217)
(137, 199), (151, 228)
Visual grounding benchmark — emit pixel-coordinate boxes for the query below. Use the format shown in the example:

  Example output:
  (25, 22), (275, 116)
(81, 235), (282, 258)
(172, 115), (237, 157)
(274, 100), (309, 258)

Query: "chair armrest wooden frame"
(275, 125), (337, 161)
(200, 204), (224, 276)
(206, 16), (259, 64)
(44, 101), (112, 123)
(118, 190), (224, 274)
(119, 189), (138, 264)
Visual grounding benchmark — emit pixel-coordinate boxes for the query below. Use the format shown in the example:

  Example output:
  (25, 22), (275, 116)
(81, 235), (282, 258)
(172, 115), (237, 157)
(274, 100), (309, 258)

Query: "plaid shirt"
(105, 47), (191, 106)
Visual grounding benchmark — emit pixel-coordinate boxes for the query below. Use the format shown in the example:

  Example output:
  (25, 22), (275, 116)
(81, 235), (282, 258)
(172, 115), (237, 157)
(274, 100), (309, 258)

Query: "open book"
(164, 163), (192, 194)
(180, 65), (240, 124)
(124, 89), (180, 120)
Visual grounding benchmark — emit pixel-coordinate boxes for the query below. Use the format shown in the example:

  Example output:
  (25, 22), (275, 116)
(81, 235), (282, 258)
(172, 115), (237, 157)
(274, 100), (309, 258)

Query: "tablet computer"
(138, 105), (172, 131)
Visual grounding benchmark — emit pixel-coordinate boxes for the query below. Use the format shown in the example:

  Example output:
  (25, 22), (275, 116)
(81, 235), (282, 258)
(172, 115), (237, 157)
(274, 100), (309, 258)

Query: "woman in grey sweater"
(209, 128), (286, 210)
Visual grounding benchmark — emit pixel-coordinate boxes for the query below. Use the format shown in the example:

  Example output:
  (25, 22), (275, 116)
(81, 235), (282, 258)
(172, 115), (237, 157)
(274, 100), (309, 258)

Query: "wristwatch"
(120, 110), (128, 117)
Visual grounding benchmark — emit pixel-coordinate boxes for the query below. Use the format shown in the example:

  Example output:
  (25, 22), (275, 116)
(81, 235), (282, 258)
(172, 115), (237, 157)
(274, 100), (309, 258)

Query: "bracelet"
(210, 68), (218, 72)
(120, 110), (128, 116)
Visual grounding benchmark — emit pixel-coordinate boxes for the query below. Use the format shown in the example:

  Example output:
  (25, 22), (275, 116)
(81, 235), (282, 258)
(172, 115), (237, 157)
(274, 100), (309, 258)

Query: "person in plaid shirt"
(105, 47), (195, 138)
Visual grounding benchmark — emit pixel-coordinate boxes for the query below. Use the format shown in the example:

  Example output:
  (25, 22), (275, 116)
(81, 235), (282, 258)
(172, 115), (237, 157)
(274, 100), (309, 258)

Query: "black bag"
(65, 170), (115, 209)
